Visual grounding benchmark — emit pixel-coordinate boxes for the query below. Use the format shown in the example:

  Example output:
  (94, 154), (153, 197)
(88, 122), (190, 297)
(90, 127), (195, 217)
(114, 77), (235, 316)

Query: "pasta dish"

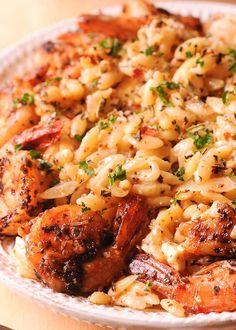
(1, 0), (236, 317)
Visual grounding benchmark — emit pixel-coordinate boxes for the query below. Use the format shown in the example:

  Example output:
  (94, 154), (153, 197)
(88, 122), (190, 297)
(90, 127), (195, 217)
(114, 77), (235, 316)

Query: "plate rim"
(1, 1), (236, 329)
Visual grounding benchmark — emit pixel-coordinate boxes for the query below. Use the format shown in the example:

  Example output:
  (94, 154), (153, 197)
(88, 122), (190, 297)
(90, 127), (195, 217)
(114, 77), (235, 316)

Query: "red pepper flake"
(224, 132), (231, 140)
(140, 126), (159, 137)
(132, 103), (140, 109)
(133, 68), (143, 79)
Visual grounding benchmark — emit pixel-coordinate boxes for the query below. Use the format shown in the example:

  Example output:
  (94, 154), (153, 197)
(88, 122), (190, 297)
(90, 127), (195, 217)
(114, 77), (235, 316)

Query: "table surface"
(0, 0), (236, 329)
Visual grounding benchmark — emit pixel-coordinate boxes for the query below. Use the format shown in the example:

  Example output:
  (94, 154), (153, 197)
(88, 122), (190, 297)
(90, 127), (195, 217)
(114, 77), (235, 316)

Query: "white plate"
(1, 2), (236, 329)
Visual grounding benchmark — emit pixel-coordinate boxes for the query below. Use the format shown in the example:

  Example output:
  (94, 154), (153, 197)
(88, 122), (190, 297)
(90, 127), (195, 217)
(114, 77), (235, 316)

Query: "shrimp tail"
(12, 119), (63, 150)
(114, 195), (149, 251)
(129, 253), (181, 297)
(130, 253), (236, 313)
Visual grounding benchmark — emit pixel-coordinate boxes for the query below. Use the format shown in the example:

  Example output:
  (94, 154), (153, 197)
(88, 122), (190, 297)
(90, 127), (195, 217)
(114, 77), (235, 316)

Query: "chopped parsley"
(45, 77), (62, 86)
(196, 58), (204, 67)
(51, 179), (60, 187)
(91, 79), (98, 88)
(13, 93), (35, 108)
(79, 160), (94, 176)
(141, 45), (164, 57)
(108, 164), (126, 186)
(146, 280), (153, 287)
(174, 167), (185, 181)
(99, 121), (109, 130)
(57, 165), (63, 172)
(144, 280), (153, 292)
(108, 115), (117, 123)
(74, 134), (85, 142)
(100, 38), (122, 56)
(29, 150), (41, 159)
(14, 144), (22, 152)
(142, 45), (156, 56)
(185, 51), (193, 58)
(232, 199), (236, 209)
(222, 91), (230, 105)
(98, 98), (106, 113)
(80, 201), (91, 213)
(150, 81), (179, 107)
(228, 48), (236, 73)
(98, 115), (117, 130)
(170, 192), (181, 205)
(222, 88), (236, 105)
(38, 159), (53, 170)
(188, 127), (213, 150)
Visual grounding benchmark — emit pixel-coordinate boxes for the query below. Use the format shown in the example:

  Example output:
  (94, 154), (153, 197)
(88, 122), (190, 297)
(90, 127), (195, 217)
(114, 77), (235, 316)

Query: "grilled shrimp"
(0, 148), (50, 235)
(122, 0), (202, 32)
(78, 15), (146, 41)
(0, 119), (62, 235)
(178, 203), (236, 257)
(129, 253), (236, 313)
(12, 118), (63, 150)
(0, 89), (38, 148)
(24, 195), (148, 294)
(78, 12), (201, 42)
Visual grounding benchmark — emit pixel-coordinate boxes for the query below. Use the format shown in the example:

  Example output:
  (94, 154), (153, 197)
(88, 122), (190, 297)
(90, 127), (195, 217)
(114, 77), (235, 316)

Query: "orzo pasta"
(1, 0), (236, 317)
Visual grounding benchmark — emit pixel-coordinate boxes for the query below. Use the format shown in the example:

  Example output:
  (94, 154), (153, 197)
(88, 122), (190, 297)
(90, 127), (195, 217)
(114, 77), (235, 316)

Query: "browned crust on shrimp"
(130, 253), (236, 313)
(0, 150), (49, 235)
(179, 203), (236, 258)
(78, 15), (146, 41)
(12, 119), (63, 150)
(25, 195), (149, 294)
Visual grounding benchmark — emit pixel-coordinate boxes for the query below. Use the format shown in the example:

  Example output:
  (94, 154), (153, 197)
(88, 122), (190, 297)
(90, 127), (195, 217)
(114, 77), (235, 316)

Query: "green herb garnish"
(14, 144), (22, 152)
(98, 115), (117, 130)
(150, 81), (179, 106)
(91, 79), (98, 88)
(174, 167), (185, 181)
(228, 48), (236, 73)
(188, 127), (213, 150)
(98, 98), (106, 113)
(196, 58), (204, 67)
(29, 150), (41, 159)
(142, 45), (156, 56)
(38, 159), (53, 170)
(170, 192), (181, 205)
(108, 164), (126, 186)
(100, 38), (122, 56)
(81, 201), (91, 213)
(45, 77), (62, 86)
(79, 160), (94, 176)
(185, 51), (193, 58)
(74, 134), (85, 142)
(99, 121), (109, 130)
(51, 179), (60, 187)
(222, 91), (230, 105)
(13, 93), (35, 108)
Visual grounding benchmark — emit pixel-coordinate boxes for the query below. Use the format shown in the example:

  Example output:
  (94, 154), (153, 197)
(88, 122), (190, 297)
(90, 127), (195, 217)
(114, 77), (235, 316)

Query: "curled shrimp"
(78, 15), (146, 41)
(78, 12), (201, 43)
(0, 148), (50, 235)
(0, 119), (63, 235)
(129, 253), (236, 313)
(0, 89), (38, 148)
(178, 203), (236, 258)
(12, 118), (63, 150)
(122, 0), (202, 32)
(24, 195), (148, 294)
